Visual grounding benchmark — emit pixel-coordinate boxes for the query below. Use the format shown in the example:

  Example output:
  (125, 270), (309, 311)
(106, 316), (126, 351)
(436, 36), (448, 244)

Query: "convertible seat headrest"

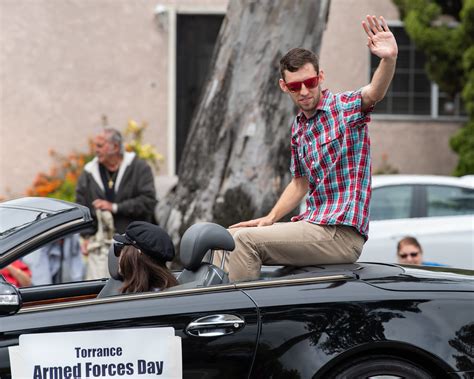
(180, 222), (235, 271)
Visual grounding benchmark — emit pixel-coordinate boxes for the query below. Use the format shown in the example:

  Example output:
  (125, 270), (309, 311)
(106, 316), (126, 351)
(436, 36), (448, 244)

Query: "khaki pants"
(214, 221), (365, 282)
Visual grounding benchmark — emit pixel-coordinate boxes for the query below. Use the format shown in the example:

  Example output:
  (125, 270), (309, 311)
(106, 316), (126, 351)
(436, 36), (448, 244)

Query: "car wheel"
(329, 355), (433, 379)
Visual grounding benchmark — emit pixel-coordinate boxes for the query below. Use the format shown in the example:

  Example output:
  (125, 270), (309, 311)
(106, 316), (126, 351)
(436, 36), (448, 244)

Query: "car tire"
(329, 355), (433, 379)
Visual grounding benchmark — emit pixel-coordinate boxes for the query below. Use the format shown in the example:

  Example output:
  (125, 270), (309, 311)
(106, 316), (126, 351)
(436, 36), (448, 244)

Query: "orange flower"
(65, 172), (77, 183)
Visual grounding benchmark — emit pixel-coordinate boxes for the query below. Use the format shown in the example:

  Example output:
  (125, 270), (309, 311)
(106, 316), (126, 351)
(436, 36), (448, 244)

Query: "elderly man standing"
(76, 128), (157, 278)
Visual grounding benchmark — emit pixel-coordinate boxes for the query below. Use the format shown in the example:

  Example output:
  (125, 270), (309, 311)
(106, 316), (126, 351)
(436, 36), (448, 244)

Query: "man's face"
(279, 62), (324, 117)
(94, 134), (117, 164)
(397, 244), (423, 265)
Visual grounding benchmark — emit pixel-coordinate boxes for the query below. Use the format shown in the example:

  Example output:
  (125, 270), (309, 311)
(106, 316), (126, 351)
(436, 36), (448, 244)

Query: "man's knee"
(232, 228), (256, 248)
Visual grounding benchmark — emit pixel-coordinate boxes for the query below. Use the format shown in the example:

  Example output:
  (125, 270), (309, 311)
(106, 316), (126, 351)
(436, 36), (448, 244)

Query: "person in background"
(0, 260), (31, 287)
(24, 234), (84, 285)
(76, 128), (157, 234)
(113, 221), (178, 294)
(397, 236), (446, 267)
(76, 128), (157, 279)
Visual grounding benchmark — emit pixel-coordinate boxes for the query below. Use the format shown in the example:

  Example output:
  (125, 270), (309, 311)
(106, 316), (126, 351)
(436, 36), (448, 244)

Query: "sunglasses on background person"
(399, 252), (420, 259)
(113, 242), (125, 257)
(285, 76), (320, 93)
(113, 241), (141, 257)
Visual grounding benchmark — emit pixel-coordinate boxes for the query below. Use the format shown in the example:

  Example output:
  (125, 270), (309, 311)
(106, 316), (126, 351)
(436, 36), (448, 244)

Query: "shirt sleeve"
(290, 121), (306, 178)
(340, 89), (374, 128)
(24, 247), (53, 285)
(68, 235), (85, 282)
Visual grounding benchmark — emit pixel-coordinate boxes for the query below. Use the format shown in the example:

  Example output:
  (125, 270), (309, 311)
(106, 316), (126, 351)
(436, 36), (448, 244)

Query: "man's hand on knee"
(230, 215), (275, 229)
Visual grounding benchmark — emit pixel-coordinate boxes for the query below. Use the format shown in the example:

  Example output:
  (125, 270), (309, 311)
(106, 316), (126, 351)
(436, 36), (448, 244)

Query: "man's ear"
(112, 143), (121, 155)
(279, 78), (288, 93)
(318, 69), (325, 84)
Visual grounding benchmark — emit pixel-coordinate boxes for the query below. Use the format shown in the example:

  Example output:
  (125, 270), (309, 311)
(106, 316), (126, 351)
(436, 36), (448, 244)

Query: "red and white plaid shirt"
(290, 89), (373, 239)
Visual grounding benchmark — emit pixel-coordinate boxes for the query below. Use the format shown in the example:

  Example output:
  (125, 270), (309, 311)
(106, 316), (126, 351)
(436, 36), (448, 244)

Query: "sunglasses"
(285, 76), (320, 93)
(399, 252), (420, 259)
(113, 242), (126, 257)
(113, 240), (141, 257)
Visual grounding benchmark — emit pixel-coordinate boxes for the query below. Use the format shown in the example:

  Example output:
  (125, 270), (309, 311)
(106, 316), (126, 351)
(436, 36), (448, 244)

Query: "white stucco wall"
(0, 0), (227, 198)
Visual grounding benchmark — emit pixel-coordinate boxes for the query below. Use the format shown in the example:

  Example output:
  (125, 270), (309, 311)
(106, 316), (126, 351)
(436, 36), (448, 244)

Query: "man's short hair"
(397, 236), (423, 253)
(104, 128), (124, 155)
(279, 48), (319, 81)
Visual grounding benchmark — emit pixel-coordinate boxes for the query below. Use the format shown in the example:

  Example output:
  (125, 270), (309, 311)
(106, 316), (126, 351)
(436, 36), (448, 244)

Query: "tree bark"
(157, 0), (331, 250)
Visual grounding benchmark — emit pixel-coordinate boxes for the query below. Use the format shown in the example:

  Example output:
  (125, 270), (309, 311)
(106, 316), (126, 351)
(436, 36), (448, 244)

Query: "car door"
(361, 184), (417, 264)
(361, 183), (474, 269)
(413, 184), (474, 268)
(235, 273), (365, 378)
(0, 284), (259, 379)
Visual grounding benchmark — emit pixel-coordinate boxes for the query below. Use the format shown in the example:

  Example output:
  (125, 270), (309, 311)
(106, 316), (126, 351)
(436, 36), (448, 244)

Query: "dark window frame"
(369, 22), (466, 120)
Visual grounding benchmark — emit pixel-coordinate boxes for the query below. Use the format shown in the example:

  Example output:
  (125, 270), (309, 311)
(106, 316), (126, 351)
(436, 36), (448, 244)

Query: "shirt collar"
(296, 89), (333, 124)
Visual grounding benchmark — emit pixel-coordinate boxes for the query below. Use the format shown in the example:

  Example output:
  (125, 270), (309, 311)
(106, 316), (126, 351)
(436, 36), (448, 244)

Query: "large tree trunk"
(157, 0), (331, 250)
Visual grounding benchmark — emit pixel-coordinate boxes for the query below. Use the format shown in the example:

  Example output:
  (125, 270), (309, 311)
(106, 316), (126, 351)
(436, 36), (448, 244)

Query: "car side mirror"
(0, 279), (22, 316)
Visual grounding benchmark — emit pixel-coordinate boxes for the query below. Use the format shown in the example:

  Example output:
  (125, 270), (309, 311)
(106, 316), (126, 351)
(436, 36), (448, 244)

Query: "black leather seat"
(174, 222), (235, 289)
(96, 246), (123, 298)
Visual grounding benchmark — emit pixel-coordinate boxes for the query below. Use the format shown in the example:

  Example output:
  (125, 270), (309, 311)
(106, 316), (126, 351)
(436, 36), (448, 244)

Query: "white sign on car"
(9, 327), (182, 379)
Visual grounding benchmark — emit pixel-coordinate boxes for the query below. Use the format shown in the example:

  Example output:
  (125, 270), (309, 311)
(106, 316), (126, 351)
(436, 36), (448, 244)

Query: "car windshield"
(0, 207), (50, 239)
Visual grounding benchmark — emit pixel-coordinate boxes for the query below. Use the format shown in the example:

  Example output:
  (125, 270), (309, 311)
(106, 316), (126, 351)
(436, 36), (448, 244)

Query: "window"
(370, 185), (413, 220)
(370, 25), (465, 117)
(3, 232), (86, 288)
(426, 185), (474, 217)
(0, 208), (48, 239)
(176, 14), (224, 170)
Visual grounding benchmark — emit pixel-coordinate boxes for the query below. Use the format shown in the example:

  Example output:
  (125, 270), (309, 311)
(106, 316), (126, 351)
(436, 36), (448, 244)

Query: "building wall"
(0, 0), (226, 197)
(319, 0), (462, 175)
(0, 0), (463, 198)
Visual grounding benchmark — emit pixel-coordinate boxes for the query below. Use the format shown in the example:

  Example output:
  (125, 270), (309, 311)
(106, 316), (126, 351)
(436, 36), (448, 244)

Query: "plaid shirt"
(290, 89), (373, 239)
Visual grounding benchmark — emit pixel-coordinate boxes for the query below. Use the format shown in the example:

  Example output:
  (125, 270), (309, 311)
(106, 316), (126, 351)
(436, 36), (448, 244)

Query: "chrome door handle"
(185, 314), (245, 337)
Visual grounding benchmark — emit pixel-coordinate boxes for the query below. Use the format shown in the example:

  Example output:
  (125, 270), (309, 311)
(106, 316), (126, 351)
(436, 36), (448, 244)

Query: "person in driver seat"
(113, 221), (178, 293)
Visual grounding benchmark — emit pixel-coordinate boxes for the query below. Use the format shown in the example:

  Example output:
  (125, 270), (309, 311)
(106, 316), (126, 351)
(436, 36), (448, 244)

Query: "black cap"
(113, 221), (175, 263)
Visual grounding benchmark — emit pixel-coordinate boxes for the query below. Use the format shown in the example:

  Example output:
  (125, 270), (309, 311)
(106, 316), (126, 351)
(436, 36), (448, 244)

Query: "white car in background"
(361, 175), (474, 269)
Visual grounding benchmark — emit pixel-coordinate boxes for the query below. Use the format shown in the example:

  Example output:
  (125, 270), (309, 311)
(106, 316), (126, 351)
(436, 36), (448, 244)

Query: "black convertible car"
(0, 197), (473, 378)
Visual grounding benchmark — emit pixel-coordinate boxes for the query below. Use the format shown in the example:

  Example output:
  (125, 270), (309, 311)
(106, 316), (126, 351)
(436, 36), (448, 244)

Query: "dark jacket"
(76, 152), (157, 234)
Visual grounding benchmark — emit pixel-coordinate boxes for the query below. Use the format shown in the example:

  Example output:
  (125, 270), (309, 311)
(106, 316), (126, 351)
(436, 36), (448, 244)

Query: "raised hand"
(362, 15), (398, 60)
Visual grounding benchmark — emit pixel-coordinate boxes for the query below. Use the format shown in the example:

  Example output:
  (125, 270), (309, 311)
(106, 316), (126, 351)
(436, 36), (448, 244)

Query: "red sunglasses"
(285, 76), (319, 93)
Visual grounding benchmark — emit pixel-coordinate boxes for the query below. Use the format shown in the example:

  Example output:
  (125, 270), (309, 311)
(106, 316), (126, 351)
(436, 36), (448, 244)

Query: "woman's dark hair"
(119, 246), (178, 293)
(279, 48), (319, 80)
